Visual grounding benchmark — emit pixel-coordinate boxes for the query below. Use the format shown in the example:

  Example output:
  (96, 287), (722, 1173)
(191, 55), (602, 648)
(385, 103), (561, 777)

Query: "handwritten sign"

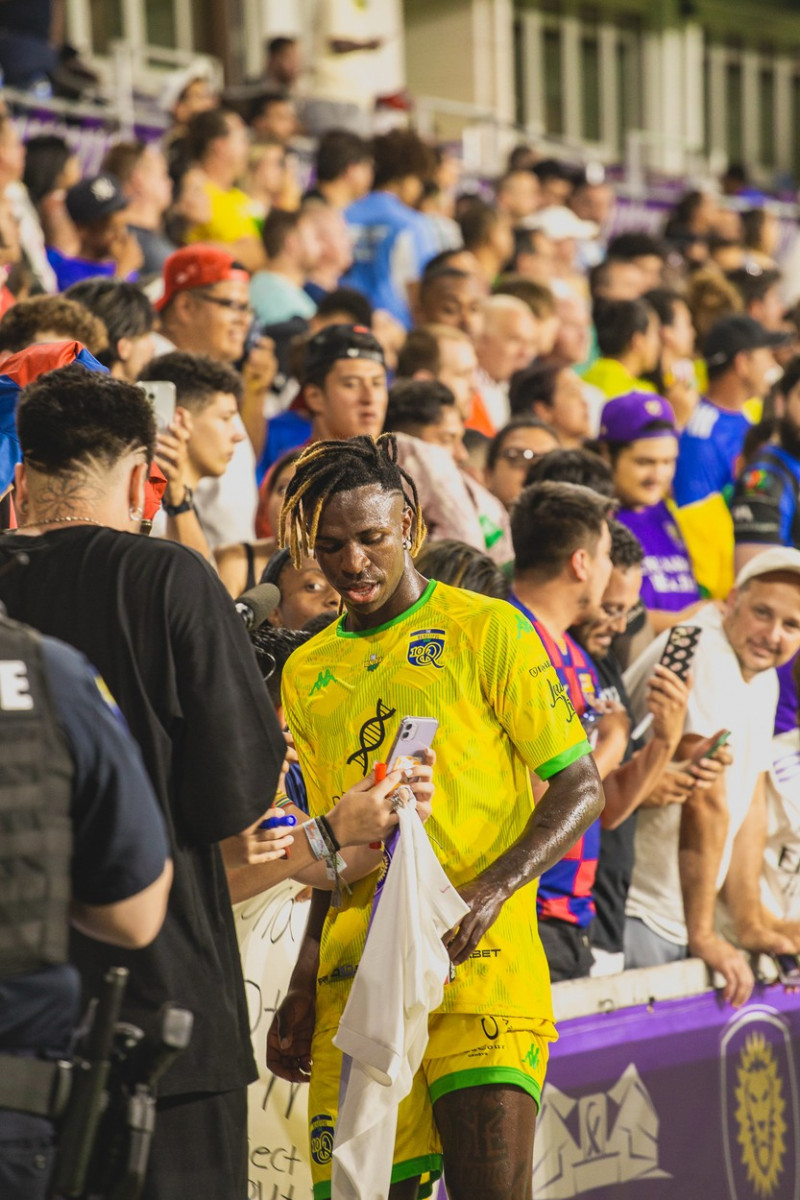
(235, 881), (314, 1200)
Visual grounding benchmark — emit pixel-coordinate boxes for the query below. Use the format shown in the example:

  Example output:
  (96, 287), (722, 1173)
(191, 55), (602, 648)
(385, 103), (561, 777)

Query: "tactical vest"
(0, 617), (74, 979)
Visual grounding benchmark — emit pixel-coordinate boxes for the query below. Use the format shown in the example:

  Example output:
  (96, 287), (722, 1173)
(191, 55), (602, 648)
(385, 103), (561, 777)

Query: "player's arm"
(445, 754), (603, 964)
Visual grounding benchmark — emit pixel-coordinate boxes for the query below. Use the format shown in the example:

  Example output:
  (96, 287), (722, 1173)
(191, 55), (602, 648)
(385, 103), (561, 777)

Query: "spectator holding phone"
(622, 547), (800, 1006)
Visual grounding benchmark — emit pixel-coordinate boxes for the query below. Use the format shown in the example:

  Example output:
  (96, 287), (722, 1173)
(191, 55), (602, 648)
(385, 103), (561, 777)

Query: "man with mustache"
(623, 548), (800, 1005)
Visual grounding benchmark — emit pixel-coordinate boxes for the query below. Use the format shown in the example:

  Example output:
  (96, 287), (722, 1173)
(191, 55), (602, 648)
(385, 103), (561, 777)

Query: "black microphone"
(234, 582), (280, 630)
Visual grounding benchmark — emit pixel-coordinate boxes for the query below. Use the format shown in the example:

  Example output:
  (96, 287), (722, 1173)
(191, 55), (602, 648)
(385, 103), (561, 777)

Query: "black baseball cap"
(303, 324), (385, 384)
(703, 314), (793, 370)
(65, 173), (128, 225)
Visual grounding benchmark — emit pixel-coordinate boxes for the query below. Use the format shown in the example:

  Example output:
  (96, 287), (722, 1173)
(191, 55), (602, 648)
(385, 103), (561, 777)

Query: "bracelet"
(162, 486), (194, 517)
(302, 818), (328, 861)
(317, 813), (340, 853)
(302, 818), (348, 906)
(274, 792), (292, 809)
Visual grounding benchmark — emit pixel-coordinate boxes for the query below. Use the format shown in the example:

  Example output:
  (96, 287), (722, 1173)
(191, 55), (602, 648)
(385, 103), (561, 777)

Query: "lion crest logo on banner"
(721, 1006), (800, 1200)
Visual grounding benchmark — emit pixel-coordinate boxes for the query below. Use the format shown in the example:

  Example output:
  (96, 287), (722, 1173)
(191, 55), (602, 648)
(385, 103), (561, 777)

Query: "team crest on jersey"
(407, 628), (445, 668)
(310, 1113), (334, 1165)
(364, 651), (383, 672)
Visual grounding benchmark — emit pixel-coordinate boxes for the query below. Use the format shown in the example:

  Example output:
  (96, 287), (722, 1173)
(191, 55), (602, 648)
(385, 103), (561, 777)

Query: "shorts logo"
(407, 628), (445, 668)
(347, 698), (396, 775)
(310, 1113), (334, 1165)
(523, 1042), (540, 1071)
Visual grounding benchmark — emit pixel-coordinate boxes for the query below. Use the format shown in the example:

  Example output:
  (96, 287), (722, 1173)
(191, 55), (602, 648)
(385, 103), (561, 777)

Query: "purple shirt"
(616, 501), (701, 612)
(775, 654), (798, 735)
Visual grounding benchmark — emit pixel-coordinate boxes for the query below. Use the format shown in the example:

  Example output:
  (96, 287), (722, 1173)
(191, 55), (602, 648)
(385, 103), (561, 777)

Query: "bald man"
(475, 294), (540, 428)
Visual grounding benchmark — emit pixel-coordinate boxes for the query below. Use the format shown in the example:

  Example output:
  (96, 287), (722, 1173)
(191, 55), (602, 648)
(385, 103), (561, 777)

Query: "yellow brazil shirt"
(185, 181), (261, 246)
(282, 580), (591, 1032)
(581, 358), (656, 400)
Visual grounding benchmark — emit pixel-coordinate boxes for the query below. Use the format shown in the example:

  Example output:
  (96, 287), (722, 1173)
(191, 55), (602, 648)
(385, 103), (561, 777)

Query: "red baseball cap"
(155, 245), (250, 311)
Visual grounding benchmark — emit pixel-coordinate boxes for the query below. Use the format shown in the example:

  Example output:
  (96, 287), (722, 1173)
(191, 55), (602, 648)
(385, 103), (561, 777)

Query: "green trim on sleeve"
(429, 1066), (542, 1110)
(536, 738), (592, 781)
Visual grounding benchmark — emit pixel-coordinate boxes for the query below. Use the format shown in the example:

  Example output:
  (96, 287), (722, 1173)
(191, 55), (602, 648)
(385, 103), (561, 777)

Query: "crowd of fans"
(3, 40), (800, 1199)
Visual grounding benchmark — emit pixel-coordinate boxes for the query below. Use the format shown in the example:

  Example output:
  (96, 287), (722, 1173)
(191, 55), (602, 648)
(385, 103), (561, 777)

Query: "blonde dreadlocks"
(278, 434), (426, 567)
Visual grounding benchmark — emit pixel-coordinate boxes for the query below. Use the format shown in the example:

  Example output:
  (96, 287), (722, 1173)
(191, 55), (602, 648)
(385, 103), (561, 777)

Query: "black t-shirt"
(0, 529), (285, 1095)
(587, 651), (640, 955)
(0, 636), (169, 1054)
(0, 0), (51, 38)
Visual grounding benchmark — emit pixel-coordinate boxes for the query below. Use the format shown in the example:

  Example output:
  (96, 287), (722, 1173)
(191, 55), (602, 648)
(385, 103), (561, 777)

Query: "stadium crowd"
(2, 38), (800, 1200)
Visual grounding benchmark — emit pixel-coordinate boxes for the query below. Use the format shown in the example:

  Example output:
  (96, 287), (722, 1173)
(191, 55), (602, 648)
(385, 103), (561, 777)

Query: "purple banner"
(535, 984), (800, 1200)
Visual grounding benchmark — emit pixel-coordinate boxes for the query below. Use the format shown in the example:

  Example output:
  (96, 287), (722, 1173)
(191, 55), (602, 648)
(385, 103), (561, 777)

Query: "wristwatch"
(162, 486), (194, 517)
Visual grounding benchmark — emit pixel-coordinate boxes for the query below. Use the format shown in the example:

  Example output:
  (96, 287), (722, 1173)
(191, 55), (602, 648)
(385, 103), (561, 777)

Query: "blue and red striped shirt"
(509, 593), (600, 928)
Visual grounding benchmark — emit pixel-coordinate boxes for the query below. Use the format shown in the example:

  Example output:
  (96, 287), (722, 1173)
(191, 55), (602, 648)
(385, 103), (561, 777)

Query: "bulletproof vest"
(0, 617), (74, 978)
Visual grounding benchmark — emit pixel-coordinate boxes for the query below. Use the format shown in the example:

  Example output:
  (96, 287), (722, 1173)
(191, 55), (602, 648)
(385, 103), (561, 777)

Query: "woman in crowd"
(509, 356), (590, 447)
(483, 415), (560, 511)
(597, 390), (702, 633)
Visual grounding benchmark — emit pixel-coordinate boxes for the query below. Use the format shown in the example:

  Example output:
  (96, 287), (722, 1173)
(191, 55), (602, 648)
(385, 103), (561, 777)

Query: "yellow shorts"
(308, 1013), (555, 1200)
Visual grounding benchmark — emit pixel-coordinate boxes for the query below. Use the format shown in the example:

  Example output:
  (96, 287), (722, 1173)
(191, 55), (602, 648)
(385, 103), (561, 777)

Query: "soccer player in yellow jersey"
(267, 434), (604, 1200)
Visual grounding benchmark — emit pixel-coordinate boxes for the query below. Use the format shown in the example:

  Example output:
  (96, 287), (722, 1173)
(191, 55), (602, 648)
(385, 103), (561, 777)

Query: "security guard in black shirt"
(0, 611), (171, 1200)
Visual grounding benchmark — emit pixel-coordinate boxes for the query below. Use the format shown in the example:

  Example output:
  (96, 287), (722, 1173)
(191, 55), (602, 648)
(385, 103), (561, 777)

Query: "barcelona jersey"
(282, 580), (591, 1031)
(508, 594), (601, 929)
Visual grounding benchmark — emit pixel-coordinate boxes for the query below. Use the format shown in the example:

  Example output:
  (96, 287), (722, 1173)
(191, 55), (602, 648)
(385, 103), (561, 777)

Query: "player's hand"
(267, 988), (316, 1082)
(444, 875), (506, 965)
(691, 933), (754, 1007)
(327, 767), (407, 847)
(646, 664), (690, 749)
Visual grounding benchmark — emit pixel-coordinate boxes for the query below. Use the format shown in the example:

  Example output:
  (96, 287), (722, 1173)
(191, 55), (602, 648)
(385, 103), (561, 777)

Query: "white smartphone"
(385, 716), (439, 774)
(138, 380), (177, 431)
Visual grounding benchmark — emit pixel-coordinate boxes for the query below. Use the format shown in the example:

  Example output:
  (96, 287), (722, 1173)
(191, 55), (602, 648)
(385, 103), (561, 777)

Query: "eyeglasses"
(194, 291), (253, 318)
(499, 447), (547, 466)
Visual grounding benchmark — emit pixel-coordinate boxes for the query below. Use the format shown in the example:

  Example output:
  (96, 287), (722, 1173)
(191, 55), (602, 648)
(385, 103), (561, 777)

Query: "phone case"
(385, 716), (439, 773)
(659, 625), (702, 682)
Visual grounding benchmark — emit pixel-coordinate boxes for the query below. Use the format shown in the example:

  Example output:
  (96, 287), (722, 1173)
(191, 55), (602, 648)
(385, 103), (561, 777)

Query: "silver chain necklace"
(18, 515), (99, 529)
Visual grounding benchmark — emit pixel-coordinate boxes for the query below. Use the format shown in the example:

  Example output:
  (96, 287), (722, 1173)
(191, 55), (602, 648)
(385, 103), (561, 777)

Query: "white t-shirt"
(311, 0), (403, 106)
(623, 604), (778, 945)
(762, 729), (800, 922)
(475, 368), (510, 431)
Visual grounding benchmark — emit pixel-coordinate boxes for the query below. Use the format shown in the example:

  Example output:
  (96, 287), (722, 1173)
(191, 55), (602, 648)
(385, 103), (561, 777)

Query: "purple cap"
(598, 391), (677, 443)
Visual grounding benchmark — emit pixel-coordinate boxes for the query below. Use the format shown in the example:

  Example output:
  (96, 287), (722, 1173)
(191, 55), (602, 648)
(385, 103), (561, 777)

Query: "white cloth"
(762, 729), (800, 922)
(622, 603), (777, 946)
(311, 0), (403, 107)
(331, 804), (469, 1200)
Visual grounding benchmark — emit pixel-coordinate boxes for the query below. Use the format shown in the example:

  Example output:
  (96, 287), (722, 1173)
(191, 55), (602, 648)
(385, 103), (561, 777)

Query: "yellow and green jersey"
(282, 580), (591, 1031)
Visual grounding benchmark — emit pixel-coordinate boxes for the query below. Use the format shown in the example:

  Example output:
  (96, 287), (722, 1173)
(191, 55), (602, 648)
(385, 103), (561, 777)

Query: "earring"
(129, 505), (144, 522)
(403, 538), (410, 550)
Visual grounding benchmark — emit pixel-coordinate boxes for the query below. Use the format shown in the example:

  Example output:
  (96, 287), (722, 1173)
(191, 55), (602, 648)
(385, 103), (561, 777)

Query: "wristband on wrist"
(274, 792), (293, 809)
(317, 813), (341, 854)
(162, 486), (194, 517)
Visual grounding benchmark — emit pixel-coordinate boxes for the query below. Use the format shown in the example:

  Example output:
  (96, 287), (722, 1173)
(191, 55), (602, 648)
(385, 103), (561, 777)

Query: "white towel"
(331, 804), (469, 1200)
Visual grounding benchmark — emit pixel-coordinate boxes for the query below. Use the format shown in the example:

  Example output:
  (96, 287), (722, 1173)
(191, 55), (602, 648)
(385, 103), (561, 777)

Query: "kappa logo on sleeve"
(407, 628), (445, 668)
